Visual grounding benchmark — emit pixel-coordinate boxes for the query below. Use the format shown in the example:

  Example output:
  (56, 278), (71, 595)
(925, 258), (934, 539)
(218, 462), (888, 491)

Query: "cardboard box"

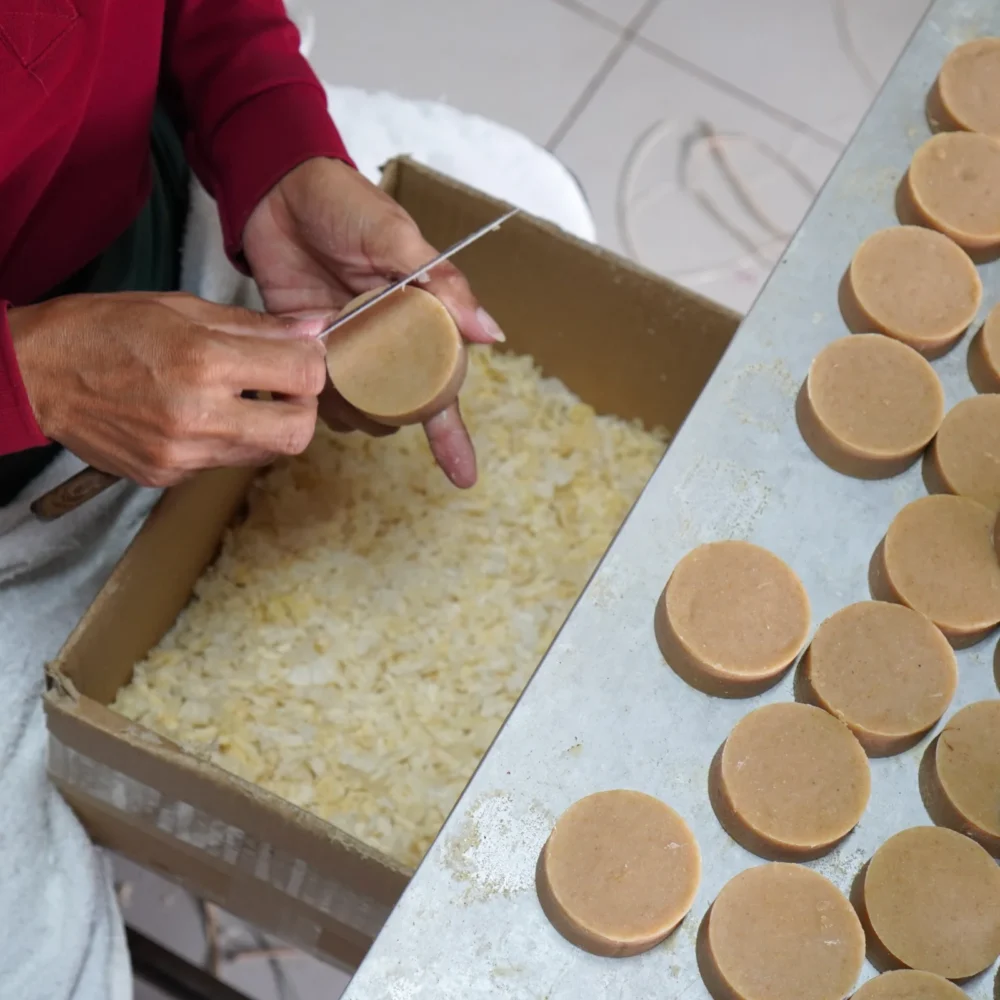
(46, 159), (740, 969)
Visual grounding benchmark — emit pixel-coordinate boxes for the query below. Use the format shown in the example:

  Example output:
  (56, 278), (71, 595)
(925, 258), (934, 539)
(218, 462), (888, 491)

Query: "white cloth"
(322, 85), (597, 244)
(0, 457), (157, 1000)
(0, 91), (595, 999)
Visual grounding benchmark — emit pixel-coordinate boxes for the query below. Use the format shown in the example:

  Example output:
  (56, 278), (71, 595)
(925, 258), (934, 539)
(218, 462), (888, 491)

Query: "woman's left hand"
(243, 157), (506, 488)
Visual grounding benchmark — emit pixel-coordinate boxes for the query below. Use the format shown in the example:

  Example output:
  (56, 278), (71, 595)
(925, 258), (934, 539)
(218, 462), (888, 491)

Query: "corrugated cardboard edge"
(45, 686), (409, 965)
(381, 155), (741, 323)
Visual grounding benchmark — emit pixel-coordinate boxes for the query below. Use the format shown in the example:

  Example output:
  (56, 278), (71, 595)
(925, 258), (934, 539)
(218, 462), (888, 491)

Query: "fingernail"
(298, 310), (336, 324)
(476, 307), (506, 343)
(291, 314), (336, 339)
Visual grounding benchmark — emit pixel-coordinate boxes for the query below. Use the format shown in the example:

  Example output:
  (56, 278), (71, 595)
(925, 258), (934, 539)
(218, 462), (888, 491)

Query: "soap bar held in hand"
(325, 285), (468, 426)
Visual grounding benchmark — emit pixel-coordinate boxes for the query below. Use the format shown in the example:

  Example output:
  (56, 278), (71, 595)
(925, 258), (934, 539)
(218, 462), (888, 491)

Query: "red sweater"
(0, 0), (351, 456)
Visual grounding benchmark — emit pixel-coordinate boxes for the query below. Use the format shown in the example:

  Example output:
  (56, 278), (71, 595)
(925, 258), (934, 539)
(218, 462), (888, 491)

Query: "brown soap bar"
(536, 789), (700, 957)
(655, 541), (810, 698)
(929, 700), (1000, 856)
(845, 227), (981, 359)
(702, 863), (865, 1000)
(800, 601), (957, 756)
(870, 495), (1000, 647)
(851, 970), (969, 999)
(934, 39), (1000, 138)
(861, 826), (1000, 979)
(325, 286), (467, 426)
(905, 132), (1000, 249)
(925, 395), (1000, 511)
(712, 703), (870, 859)
(969, 304), (1000, 393)
(797, 335), (944, 479)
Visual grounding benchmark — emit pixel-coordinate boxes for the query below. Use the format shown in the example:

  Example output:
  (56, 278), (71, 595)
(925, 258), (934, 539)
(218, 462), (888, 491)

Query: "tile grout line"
(546, 0), (625, 35)
(546, 0), (661, 152)
(631, 33), (846, 151)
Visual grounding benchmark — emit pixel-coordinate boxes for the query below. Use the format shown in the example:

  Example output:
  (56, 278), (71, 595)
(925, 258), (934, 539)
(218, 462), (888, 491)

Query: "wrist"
(0, 302), (50, 452)
(7, 302), (58, 440)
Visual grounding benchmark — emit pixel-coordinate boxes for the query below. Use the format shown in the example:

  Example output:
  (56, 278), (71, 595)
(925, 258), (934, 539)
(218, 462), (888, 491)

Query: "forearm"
(161, 0), (354, 266)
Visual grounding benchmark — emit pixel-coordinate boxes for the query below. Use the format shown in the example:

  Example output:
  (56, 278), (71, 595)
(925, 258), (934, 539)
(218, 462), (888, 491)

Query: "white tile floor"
(123, 0), (931, 996)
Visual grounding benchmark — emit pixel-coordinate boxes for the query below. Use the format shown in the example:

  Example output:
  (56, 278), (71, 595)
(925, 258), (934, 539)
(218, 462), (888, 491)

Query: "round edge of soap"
(535, 790), (701, 957)
(846, 227), (982, 359)
(861, 825), (1000, 979)
(924, 395), (1000, 509)
(936, 38), (1000, 137)
(969, 308), (1000, 393)
(655, 541), (810, 699)
(799, 601), (958, 756)
(869, 495), (1000, 648)
(926, 700), (1000, 856)
(325, 286), (467, 427)
(712, 703), (871, 859)
(851, 970), (970, 999)
(797, 336), (944, 479)
(702, 863), (865, 1000)
(905, 132), (1000, 249)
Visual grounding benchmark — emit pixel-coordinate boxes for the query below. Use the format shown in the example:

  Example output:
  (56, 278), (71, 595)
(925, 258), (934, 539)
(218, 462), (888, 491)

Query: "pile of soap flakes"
(114, 347), (668, 867)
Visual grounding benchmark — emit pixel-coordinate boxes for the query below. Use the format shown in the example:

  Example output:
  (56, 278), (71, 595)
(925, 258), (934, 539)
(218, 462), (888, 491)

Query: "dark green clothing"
(0, 106), (190, 506)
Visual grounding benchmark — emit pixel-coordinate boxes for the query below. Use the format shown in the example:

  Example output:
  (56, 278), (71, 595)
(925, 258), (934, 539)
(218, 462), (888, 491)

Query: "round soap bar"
(325, 286), (467, 426)
(702, 863), (865, 1000)
(800, 602), (957, 756)
(535, 790), (700, 957)
(712, 703), (870, 859)
(929, 700), (1000, 856)
(969, 305), (1000, 393)
(797, 335), (945, 479)
(852, 970), (969, 1000)
(935, 38), (1000, 138)
(861, 826), (1000, 979)
(925, 395), (1000, 511)
(845, 227), (981, 359)
(870, 495), (1000, 647)
(906, 132), (1000, 249)
(655, 541), (811, 698)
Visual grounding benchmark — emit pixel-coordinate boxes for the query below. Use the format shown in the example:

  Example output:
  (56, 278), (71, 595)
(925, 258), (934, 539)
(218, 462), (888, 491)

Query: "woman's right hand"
(8, 291), (329, 488)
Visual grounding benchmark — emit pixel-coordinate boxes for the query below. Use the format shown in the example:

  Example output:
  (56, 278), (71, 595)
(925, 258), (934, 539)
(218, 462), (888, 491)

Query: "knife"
(30, 207), (519, 522)
(317, 206), (519, 342)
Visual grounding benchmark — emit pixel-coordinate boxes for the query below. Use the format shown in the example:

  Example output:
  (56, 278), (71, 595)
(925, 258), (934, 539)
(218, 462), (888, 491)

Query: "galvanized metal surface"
(345, 2), (1000, 996)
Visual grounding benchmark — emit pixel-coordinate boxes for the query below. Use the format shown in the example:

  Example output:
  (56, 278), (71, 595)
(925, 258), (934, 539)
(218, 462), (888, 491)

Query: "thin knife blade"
(317, 207), (519, 341)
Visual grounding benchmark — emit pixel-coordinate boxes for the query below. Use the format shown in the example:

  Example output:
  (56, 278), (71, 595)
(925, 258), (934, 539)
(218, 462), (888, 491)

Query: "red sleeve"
(161, 0), (355, 268)
(0, 302), (48, 457)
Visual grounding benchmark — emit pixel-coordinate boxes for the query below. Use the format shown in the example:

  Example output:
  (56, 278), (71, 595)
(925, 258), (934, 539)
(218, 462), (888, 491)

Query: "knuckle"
(141, 468), (181, 489)
(389, 215), (420, 246)
(300, 349), (328, 396)
(282, 346), (326, 397)
(188, 339), (224, 385)
(161, 401), (196, 438)
(145, 439), (183, 474)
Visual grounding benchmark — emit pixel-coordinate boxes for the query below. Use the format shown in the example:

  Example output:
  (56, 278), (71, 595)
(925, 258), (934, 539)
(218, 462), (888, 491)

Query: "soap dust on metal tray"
(317, 207), (520, 342)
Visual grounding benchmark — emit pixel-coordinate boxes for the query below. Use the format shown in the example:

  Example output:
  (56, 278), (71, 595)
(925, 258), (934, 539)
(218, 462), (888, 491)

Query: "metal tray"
(344, 1), (1000, 995)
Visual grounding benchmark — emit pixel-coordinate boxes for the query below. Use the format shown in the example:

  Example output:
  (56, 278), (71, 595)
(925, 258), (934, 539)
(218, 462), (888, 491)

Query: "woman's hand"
(242, 157), (506, 488)
(9, 292), (328, 487)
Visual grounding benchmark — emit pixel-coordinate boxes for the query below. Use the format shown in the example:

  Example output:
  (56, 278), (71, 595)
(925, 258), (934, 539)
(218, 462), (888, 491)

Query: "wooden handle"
(31, 466), (122, 521)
